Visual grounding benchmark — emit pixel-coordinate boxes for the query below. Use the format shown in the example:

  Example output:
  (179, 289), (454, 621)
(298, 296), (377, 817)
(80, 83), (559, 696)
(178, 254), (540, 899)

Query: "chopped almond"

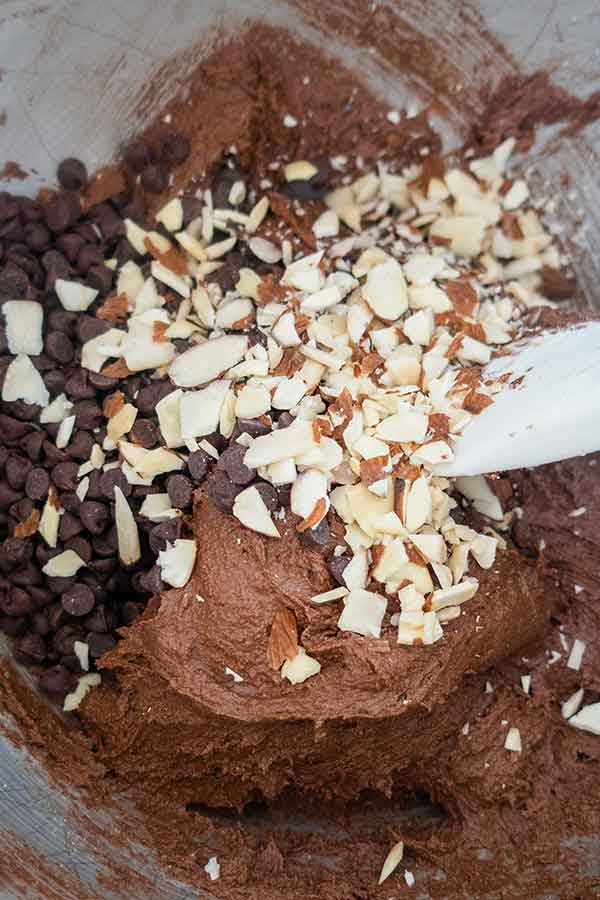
(463, 390), (493, 414)
(144, 237), (188, 276)
(267, 609), (299, 670)
(96, 292), (129, 322)
(153, 321), (170, 343)
(13, 509), (41, 539)
(101, 358), (134, 379)
(445, 280), (478, 318)
(296, 497), (327, 532)
(360, 454), (389, 486)
(103, 391), (125, 419)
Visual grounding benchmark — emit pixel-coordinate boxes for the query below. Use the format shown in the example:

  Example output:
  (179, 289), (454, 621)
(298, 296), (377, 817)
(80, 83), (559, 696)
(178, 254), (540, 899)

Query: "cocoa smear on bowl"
(1, 12), (600, 900)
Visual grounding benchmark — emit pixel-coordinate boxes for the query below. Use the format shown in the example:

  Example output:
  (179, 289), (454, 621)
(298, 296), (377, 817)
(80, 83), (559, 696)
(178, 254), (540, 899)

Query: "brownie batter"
(2, 20), (600, 900)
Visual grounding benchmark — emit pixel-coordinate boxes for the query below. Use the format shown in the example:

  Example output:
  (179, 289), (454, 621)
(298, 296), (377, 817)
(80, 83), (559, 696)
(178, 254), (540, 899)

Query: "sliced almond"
(107, 403), (137, 442)
(40, 393), (73, 424)
(155, 197), (184, 232)
(504, 726), (522, 752)
(244, 420), (316, 468)
(157, 538), (197, 587)
(235, 385), (271, 419)
(55, 279), (98, 312)
(432, 579), (479, 611)
(284, 160), (318, 182)
(2, 354), (49, 407)
(2, 300), (44, 355)
(267, 608), (298, 669)
(281, 647), (321, 684)
(114, 485), (141, 566)
(169, 335), (248, 387)
(42, 549), (86, 578)
(215, 297), (255, 331)
(233, 485), (280, 538)
(362, 258), (408, 322)
(156, 389), (184, 448)
(568, 702), (600, 736)
(337, 588), (387, 638)
(180, 380), (230, 440)
(139, 493), (179, 522)
(55, 414), (76, 449)
(378, 840), (404, 886)
(376, 407), (428, 444)
(63, 673), (101, 712)
(39, 488), (61, 548)
(249, 237), (282, 264)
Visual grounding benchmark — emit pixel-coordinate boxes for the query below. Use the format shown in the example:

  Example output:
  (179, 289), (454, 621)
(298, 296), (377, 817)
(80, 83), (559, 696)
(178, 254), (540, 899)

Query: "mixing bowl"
(1, 1), (599, 897)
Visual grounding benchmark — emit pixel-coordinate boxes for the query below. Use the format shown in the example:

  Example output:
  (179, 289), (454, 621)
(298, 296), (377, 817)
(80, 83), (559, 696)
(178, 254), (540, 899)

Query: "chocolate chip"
(24, 222), (51, 252)
(87, 263), (114, 294)
(61, 583), (95, 617)
(115, 237), (136, 264)
(46, 575), (75, 595)
(87, 632), (116, 658)
(59, 512), (83, 542)
(29, 586), (53, 609)
(328, 554), (350, 586)
(136, 565), (164, 595)
(25, 467), (50, 500)
(48, 309), (77, 336)
(88, 372), (119, 392)
(58, 492), (81, 515)
(17, 633), (47, 664)
(0, 482), (23, 507)
(55, 232), (85, 262)
(41, 249), (70, 289)
(1, 537), (31, 568)
(181, 195), (203, 227)
(45, 192), (80, 234)
(2, 587), (33, 617)
(31, 610), (51, 636)
(76, 243), (104, 274)
(75, 315), (109, 346)
(23, 431), (45, 462)
(217, 444), (255, 486)
(0, 218), (24, 241)
(300, 516), (330, 549)
(57, 158), (88, 191)
(119, 197), (146, 223)
(136, 381), (172, 414)
(38, 664), (74, 696)
(231, 418), (271, 441)
(149, 519), (182, 554)
(121, 601), (144, 625)
(35, 542), (52, 567)
(0, 615), (27, 637)
(52, 462), (79, 491)
(12, 564), (42, 587)
(84, 603), (118, 633)
(141, 164), (168, 194)
(47, 603), (69, 631)
(79, 501), (109, 535)
(161, 133), (190, 165)
(100, 467), (131, 499)
(0, 192), (20, 221)
(129, 418), (158, 449)
(65, 536), (92, 563)
(276, 484), (292, 508)
(67, 430), (94, 461)
(166, 473), (193, 508)
(124, 140), (154, 173)
(45, 331), (75, 364)
(0, 261), (30, 297)
(42, 440), (68, 466)
(5, 454), (32, 490)
(186, 449), (209, 484)
(255, 481), (278, 512)
(43, 370), (66, 395)
(73, 400), (102, 429)
(53, 624), (85, 656)
(87, 557), (116, 582)
(206, 470), (242, 514)
(75, 221), (101, 244)
(276, 412), (294, 429)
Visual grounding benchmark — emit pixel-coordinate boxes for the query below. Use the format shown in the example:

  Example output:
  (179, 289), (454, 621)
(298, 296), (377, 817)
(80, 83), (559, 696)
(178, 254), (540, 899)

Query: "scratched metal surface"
(0, 2), (599, 898)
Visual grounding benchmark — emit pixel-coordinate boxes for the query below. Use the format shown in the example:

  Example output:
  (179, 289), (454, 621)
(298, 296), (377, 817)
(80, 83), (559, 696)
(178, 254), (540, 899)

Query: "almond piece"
(169, 335), (248, 387)
(267, 608), (299, 669)
(362, 258), (408, 322)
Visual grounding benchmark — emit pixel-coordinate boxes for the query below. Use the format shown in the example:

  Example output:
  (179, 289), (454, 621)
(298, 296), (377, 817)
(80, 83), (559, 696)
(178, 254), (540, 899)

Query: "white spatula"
(436, 321), (600, 477)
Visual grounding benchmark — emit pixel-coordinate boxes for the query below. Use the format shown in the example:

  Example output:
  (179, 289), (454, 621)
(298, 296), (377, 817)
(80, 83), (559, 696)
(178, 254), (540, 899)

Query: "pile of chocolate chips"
(0, 135), (346, 704)
(0, 135), (203, 701)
